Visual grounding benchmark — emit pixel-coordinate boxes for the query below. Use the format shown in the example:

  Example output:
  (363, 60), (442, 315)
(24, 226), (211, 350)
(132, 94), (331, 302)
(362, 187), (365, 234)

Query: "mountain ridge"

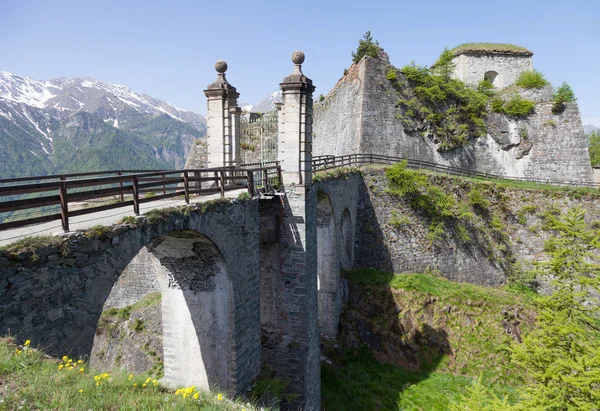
(0, 71), (207, 179)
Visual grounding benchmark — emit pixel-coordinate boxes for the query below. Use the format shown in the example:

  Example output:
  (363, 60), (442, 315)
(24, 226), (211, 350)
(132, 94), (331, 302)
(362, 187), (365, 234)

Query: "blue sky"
(2, 0), (599, 124)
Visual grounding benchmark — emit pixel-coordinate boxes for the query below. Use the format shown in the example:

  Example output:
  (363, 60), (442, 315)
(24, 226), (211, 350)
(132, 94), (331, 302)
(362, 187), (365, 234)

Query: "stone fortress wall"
(313, 46), (593, 183)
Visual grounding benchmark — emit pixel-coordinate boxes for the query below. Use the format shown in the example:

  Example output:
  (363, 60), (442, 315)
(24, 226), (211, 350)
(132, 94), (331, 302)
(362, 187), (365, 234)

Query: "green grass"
(321, 347), (472, 411)
(101, 292), (162, 322)
(0, 337), (262, 410)
(0, 235), (69, 261)
(451, 43), (532, 56)
(343, 269), (535, 306)
(323, 270), (533, 410)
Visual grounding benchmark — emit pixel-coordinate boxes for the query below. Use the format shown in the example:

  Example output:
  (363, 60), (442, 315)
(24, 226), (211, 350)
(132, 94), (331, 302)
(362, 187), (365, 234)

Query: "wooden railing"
(312, 153), (600, 188)
(0, 165), (282, 232)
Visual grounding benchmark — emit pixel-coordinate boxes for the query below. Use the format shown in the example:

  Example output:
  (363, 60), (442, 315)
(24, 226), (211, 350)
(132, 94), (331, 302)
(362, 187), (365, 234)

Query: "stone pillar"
(278, 51), (314, 186)
(269, 51), (320, 410)
(204, 60), (241, 168)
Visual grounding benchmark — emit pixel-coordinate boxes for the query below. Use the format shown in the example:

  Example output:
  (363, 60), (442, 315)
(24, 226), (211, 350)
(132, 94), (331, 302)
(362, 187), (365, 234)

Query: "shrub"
(552, 82), (576, 114)
(386, 68), (397, 81)
(431, 48), (455, 80)
(492, 94), (535, 118)
(515, 70), (549, 89)
(237, 191), (251, 201)
(398, 50), (490, 152)
(351, 31), (383, 65)
(477, 79), (495, 96)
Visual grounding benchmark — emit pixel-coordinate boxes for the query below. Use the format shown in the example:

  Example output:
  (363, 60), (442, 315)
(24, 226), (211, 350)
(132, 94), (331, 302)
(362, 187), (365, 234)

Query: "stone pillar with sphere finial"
(278, 50), (315, 185)
(204, 60), (241, 168)
(265, 51), (320, 410)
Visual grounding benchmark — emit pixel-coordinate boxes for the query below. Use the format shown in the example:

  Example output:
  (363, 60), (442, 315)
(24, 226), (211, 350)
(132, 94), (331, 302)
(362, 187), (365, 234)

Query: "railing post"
(132, 176), (140, 216)
(162, 173), (166, 195)
(58, 181), (69, 232)
(263, 168), (270, 192)
(183, 171), (190, 204)
(247, 170), (255, 197)
(118, 171), (124, 202)
(276, 165), (284, 192)
(195, 171), (201, 193)
(219, 171), (225, 198)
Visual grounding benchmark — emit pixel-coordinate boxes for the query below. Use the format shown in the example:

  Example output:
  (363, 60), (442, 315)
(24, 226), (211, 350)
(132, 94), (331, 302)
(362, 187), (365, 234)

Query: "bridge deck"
(0, 188), (246, 247)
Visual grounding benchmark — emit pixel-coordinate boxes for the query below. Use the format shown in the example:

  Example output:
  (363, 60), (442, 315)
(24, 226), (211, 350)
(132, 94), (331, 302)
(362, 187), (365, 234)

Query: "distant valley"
(0, 71), (207, 179)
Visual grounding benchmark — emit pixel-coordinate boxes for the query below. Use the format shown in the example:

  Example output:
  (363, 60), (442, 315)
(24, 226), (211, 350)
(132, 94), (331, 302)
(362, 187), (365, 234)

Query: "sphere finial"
(292, 51), (305, 65)
(215, 60), (228, 74)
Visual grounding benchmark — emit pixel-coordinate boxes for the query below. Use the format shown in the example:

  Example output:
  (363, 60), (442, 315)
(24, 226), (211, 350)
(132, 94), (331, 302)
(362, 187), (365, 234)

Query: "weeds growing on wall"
(515, 70), (549, 89)
(392, 49), (490, 152)
(0, 235), (70, 261)
(491, 94), (536, 118)
(552, 82), (576, 114)
(384, 162), (513, 265)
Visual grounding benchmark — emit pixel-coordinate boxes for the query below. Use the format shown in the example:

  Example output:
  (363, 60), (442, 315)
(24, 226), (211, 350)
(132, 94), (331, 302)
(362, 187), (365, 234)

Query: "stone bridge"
(0, 53), (364, 411)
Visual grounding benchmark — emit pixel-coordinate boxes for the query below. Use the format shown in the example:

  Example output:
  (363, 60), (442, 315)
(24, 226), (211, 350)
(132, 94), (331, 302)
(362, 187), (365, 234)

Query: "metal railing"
(0, 164), (282, 232)
(312, 153), (600, 188)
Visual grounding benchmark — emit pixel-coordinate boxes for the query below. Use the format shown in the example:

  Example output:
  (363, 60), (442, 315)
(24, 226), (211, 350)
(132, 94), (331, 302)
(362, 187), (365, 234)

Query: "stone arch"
(317, 192), (338, 337)
(92, 229), (234, 393)
(339, 208), (353, 270)
(484, 71), (499, 85)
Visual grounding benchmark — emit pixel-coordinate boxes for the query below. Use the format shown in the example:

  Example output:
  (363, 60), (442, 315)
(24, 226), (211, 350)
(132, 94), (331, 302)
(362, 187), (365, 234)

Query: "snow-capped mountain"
(241, 91), (281, 114)
(0, 71), (207, 179)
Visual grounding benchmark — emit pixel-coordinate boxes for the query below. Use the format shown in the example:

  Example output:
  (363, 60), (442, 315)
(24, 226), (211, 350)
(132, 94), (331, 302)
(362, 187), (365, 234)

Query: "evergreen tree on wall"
(351, 31), (383, 65)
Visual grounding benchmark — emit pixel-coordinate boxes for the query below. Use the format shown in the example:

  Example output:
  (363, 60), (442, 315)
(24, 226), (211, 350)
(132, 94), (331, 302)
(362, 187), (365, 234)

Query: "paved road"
(0, 189), (247, 247)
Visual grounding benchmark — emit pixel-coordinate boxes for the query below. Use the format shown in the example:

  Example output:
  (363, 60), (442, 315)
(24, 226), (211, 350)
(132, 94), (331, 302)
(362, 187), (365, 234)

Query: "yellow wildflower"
(15, 349), (22, 355)
(133, 383), (138, 387)
(58, 364), (64, 370)
(24, 340), (30, 347)
(142, 383), (147, 388)
(77, 359), (84, 364)
(67, 359), (73, 363)
(152, 379), (158, 387)
(62, 355), (68, 362)
(78, 389), (84, 394)
(79, 367), (85, 373)
(128, 373), (134, 380)
(217, 393), (223, 401)
(193, 392), (199, 400)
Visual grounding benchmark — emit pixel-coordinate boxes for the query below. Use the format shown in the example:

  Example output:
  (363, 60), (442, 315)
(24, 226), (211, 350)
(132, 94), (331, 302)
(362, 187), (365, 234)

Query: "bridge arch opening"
(339, 208), (353, 270)
(317, 192), (339, 337)
(91, 229), (234, 392)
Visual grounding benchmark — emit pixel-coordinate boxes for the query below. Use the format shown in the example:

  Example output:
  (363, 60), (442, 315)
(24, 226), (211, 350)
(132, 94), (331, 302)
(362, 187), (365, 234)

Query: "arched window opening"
(484, 71), (499, 85)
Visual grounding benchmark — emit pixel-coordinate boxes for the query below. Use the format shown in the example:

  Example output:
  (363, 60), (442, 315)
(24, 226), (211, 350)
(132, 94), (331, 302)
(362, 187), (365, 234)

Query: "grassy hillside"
(322, 269), (536, 410)
(0, 337), (262, 410)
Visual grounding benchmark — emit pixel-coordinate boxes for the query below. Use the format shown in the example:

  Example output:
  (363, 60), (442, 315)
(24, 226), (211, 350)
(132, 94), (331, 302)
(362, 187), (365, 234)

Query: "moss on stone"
(451, 43), (533, 56)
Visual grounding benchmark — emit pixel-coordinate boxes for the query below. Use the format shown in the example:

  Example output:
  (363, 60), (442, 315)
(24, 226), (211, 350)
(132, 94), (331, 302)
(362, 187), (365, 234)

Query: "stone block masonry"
(0, 199), (261, 395)
(313, 56), (593, 184)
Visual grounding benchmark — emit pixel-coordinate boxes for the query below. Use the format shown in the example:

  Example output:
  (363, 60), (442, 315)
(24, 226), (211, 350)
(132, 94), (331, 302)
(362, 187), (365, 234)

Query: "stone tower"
(451, 43), (534, 89)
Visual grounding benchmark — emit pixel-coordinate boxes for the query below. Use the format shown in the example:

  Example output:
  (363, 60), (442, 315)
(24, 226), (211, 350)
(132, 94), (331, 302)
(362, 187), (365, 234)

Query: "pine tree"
(351, 31), (382, 65)
(432, 48), (456, 81)
(511, 207), (600, 410)
(449, 376), (509, 411)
